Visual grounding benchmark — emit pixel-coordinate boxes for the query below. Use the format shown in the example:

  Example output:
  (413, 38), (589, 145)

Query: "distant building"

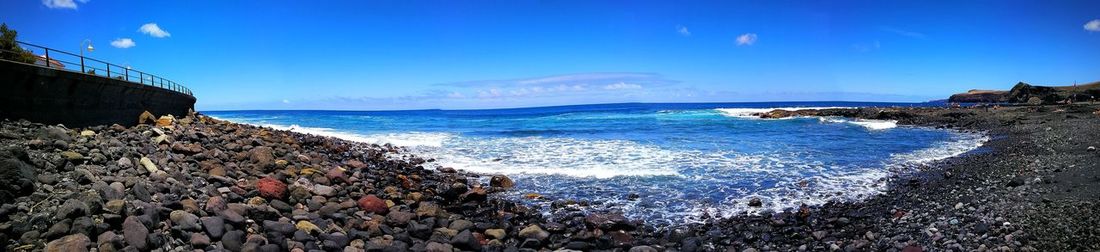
(34, 54), (64, 69)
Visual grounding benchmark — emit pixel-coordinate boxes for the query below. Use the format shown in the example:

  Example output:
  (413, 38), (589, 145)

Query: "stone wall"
(0, 60), (196, 127)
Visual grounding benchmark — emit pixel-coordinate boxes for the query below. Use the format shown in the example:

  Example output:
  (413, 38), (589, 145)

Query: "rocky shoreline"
(1, 105), (1098, 251)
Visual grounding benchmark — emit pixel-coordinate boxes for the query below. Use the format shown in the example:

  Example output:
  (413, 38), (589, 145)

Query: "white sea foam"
(890, 132), (989, 165)
(685, 130), (987, 220)
(818, 117), (898, 130)
(416, 137), (682, 178)
(357, 132), (453, 147)
(714, 108), (897, 130)
(848, 119), (898, 130)
(225, 121), (454, 147)
(714, 107), (853, 118)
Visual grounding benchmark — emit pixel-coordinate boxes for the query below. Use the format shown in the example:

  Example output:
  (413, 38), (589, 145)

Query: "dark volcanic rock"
(222, 230), (245, 252)
(747, 197), (763, 207)
(263, 220), (296, 234)
(490, 175), (515, 188)
(249, 146), (275, 170)
(58, 199), (90, 218)
(45, 233), (90, 252)
(122, 216), (148, 250)
(1008, 177), (1026, 187)
(201, 216), (225, 238)
(0, 147), (36, 202)
(450, 229), (481, 250)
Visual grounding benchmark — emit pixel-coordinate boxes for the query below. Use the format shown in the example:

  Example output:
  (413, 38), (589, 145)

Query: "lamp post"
(80, 39), (94, 73)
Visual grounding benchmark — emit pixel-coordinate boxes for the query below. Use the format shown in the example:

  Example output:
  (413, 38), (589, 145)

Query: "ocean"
(205, 102), (987, 226)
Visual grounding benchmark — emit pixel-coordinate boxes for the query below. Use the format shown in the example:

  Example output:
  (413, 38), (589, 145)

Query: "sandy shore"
(1, 105), (1098, 251)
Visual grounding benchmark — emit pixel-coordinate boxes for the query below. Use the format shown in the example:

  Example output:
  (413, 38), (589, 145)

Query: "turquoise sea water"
(206, 102), (986, 226)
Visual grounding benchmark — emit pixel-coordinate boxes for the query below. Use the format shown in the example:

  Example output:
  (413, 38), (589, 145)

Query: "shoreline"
(706, 104), (1100, 251)
(1, 105), (1097, 251)
(212, 110), (989, 221)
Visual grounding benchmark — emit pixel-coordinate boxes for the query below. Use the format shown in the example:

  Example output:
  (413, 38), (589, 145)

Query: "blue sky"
(3, 0), (1099, 110)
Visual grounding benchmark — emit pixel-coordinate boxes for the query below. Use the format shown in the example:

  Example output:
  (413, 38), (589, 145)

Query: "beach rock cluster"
(0, 114), (562, 251)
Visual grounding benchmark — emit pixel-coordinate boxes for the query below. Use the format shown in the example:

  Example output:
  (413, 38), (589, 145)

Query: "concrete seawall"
(0, 60), (196, 127)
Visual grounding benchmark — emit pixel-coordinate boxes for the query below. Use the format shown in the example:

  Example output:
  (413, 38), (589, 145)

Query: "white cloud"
(852, 40), (881, 52)
(603, 82), (642, 90)
(439, 72), (676, 88)
(282, 99), (290, 104)
(879, 26), (926, 39)
(736, 33), (758, 46)
(110, 38), (135, 48)
(677, 25), (691, 36)
(42, 0), (81, 9)
(477, 88), (503, 98)
(139, 23), (171, 38)
(1085, 19), (1100, 32)
(428, 72), (675, 101)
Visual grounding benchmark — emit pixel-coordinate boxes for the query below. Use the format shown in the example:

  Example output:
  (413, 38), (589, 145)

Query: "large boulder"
(0, 147), (36, 202)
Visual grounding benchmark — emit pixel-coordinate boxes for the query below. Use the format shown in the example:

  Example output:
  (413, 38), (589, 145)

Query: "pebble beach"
(1, 104), (1099, 251)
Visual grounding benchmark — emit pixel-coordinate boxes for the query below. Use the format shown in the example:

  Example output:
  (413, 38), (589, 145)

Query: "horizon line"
(201, 100), (941, 113)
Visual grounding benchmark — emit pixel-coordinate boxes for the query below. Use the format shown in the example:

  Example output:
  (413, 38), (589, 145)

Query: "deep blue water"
(205, 102), (986, 226)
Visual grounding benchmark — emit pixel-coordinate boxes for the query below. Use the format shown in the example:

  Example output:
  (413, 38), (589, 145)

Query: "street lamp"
(80, 39), (94, 73)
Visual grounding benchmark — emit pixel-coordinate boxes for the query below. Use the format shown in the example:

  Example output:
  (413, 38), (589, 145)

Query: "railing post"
(80, 56), (85, 73)
(106, 64), (111, 78)
(44, 49), (50, 68)
(124, 68), (129, 81)
(139, 72), (143, 84)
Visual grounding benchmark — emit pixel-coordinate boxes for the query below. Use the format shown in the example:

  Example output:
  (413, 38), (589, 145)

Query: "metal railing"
(0, 40), (193, 97)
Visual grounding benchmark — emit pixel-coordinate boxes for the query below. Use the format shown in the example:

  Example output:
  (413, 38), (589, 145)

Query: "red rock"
(398, 175), (416, 189)
(357, 195), (388, 214)
(256, 177), (287, 199)
(893, 210), (907, 219)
